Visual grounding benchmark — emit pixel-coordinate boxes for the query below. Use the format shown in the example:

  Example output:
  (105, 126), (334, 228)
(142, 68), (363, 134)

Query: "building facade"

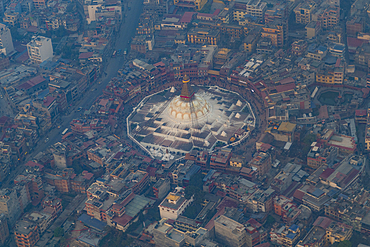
(0, 23), (14, 56)
(27, 36), (53, 63)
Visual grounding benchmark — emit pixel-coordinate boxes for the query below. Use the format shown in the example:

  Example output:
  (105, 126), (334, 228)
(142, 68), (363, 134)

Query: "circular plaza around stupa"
(127, 77), (256, 160)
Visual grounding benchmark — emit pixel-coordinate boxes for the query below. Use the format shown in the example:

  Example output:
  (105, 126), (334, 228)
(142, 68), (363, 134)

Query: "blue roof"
(58, 58), (70, 64)
(203, 169), (216, 182)
(333, 44), (345, 50)
(327, 189), (339, 197)
(286, 233), (296, 240)
(339, 193), (349, 200)
(317, 45), (327, 52)
(37, 89), (49, 99)
(14, 49), (27, 59)
(324, 55), (337, 65)
(307, 44), (317, 53)
(168, 5), (176, 14)
(312, 188), (325, 197)
(78, 214), (107, 231)
(289, 224), (299, 232)
(40, 60), (59, 70)
(183, 165), (201, 181)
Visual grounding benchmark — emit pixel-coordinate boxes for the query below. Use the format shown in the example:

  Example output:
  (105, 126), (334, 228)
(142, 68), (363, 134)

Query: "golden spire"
(183, 74), (190, 84)
(180, 74), (194, 101)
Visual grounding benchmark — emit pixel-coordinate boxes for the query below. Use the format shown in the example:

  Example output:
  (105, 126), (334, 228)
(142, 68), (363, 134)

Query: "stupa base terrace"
(127, 80), (255, 160)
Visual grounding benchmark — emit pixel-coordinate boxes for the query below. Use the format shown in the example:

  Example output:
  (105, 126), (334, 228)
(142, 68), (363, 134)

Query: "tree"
(264, 215), (276, 228)
(189, 173), (204, 190)
(54, 227), (64, 238)
(185, 185), (198, 200)
(99, 227), (133, 247)
(337, 240), (352, 247)
(72, 159), (83, 174)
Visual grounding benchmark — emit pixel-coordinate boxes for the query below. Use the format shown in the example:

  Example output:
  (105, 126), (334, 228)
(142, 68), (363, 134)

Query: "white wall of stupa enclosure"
(127, 85), (256, 160)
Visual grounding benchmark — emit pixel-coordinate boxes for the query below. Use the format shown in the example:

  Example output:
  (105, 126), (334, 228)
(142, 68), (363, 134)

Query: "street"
(35, 194), (87, 247)
(2, 0), (144, 189)
(34, 0), (143, 156)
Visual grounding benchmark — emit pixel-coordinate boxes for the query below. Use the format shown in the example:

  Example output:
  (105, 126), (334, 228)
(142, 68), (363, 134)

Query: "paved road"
(2, 0), (144, 188)
(0, 87), (14, 117)
(35, 194), (87, 247)
(34, 0), (143, 156)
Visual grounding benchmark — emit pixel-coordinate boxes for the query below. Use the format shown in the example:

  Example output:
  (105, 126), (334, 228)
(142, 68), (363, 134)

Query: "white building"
(86, 4), (122, 24)
(27, 36), (53, 63)
(158, 190), (193, 220)
(0, 23), (14, 56)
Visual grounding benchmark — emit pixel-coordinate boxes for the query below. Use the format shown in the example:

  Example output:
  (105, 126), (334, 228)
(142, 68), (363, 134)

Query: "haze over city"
(0, 0), (368, 246)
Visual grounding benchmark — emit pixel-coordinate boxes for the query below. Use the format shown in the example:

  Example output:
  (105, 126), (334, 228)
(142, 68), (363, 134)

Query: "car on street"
(45, 138), (49, 143)
(77, 107), (83, 111)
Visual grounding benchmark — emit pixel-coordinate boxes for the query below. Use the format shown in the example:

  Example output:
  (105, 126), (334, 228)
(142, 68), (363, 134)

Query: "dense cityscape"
(0, 0), (368, 246)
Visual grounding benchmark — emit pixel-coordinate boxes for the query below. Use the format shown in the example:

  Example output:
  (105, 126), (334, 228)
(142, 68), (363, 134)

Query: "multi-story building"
(33, 0), (46, 9)
(316, 70), (335, 84)
(159, 189), (193, 220)
(346, 16), (364, 37)
(246, 187), (275, 213)
(291, 40), (307, 56)
(153, 219), (211, 247)
(3, 11), (19, 26)
(187, 28), (219, 45)
(153, 178), (170, 199)
(214, 215), (248, 247)
(70, 171), (94, 193)
(14, 221), (39, 247)
(0, 23), (13, 56)
(22, 211), (53, 234)
(307, 144), (337, 169)
(306, 44), (327, 61)
(319, 6), (340, 29)
(270, 224), (301, 247)
(124, 170), (149, 194)
(274, 196), (301, 223)
(294, 1), (317, 24)
(210, 148), (232, 170)
(184, 150), (209, 169)
(242, 32), (259, 53)
(230, 155), (246, 168)
(261, 21), (286, 47)
(355, 42), (370, 68)
(0, 142), (11, 182)
(271, 171), (292, 193)
(297, 217), (352, 247)
(44, 169), (72, 193)
(248, 152), (271, 177)
(27, 36), (53, 63)
(173, 0), (207, 11)
(324, 195), (369, 232)
(42, 196), (63, 219)
(233, 0), (267, 22)
(306, 21), (321, 39)
(0, 188), (21, 227)
(0, 214), (8, 245)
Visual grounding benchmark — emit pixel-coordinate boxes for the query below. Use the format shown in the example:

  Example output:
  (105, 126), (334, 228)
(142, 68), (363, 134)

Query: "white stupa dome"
(168, 94), (211, 122)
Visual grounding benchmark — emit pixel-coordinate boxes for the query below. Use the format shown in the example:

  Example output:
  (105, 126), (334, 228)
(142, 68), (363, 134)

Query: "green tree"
(54, 227), (64, 238)
(185, 185), (205, 202)
(264, 215), (276, 228)
(337, 240), (352, 247)
(183, 204), (201, 219)
(99, 227), (133, 247)
(72, 159), (83, 174)
(185, 185), (198, 200)
(189, 173), (204, 190)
